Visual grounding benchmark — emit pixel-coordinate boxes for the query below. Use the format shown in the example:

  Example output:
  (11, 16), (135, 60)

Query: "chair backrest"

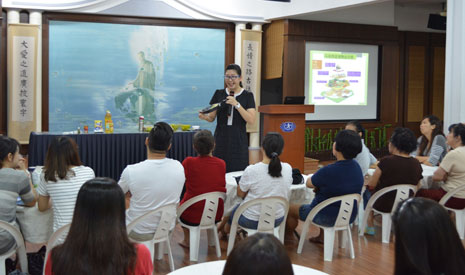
(0, 220), (28, 273)
(177, 192), (226, 227)
(366, 184), (417, 214)
(43, 223), (71, 274)
(127, 203), (177, 241)
(439, 184), (465, 206)
(226, 197), (289, 255)
(231, 196), (289, 233)
(46, 224), (71, 252)
(307, 194), (361, 228)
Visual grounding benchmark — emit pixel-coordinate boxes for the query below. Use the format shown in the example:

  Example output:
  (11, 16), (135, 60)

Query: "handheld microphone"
(228, 90), (234, 116)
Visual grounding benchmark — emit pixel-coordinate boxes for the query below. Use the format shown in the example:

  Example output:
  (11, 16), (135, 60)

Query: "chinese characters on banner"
(241, 29), (262, 133)
(7, 24), (38, 143)
(242, 40), (259, 94)
(12, 36), (35, 122)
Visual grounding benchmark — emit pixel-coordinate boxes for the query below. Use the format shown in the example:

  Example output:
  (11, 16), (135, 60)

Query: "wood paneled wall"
(401, 32), (445, 136)
(262, 19), (445, 137)
(432, 47), (445, 118)
(406, 45), (426, 122)
(263, 20), (284, 79)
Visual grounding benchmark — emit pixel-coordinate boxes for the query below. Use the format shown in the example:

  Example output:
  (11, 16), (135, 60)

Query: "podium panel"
(258, 105), (314, 171)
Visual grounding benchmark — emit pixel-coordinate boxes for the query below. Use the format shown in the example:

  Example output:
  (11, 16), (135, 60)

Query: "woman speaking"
(198, 64), (256, 172)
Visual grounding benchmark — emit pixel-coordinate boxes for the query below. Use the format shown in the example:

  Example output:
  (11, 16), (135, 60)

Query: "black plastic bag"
(292, 168), (304, 185)
(26, 245), (46, 275)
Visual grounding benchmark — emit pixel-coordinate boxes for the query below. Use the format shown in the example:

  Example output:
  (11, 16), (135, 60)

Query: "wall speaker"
(427, 14), (446, 31)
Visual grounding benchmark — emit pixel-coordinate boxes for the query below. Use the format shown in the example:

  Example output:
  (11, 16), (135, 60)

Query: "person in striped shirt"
(37, 136), (95, 232)
(0, 136), (37, 254)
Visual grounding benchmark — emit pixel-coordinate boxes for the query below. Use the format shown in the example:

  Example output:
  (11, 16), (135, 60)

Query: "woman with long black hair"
(44, 178), (153, 275)
(412, 115), (447, 166)
(392, 197), (465, 275)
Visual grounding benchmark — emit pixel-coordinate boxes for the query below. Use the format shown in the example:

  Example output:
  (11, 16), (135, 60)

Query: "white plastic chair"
(0, 221), (28, 275)
(297, 194), (360, 261)
(359, 184), (417, 243)
(177, 192), (226, 262)
(355, 186), (367, 226)
(226, 196), (289, 255)
(439, 184), (465, 240)
(127, 203), (177, 271)
(43, 223), (71, 274)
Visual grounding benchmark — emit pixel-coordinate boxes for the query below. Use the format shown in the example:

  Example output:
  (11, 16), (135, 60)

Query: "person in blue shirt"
(285, 130), (364, 243)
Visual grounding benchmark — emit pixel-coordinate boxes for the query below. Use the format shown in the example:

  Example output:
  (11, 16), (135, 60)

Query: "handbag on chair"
(292, 168), (304, 185)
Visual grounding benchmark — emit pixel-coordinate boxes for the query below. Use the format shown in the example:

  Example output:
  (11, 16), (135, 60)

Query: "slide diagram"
(308, 51), (369, 106)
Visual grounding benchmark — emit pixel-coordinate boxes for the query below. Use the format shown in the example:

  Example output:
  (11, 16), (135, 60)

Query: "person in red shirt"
(179, 130), (226, 247)
(44, 178), (153, 275)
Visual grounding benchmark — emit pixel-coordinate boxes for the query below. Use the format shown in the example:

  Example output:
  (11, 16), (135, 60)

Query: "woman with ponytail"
(224, 132), (292, 231)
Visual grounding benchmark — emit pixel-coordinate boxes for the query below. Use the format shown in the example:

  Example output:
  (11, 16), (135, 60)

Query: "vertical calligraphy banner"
(241, 29), (262, 133)
(7, 24), (39, 143)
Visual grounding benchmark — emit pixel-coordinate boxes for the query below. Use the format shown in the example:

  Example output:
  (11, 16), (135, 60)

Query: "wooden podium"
(258, 105), (314, 172)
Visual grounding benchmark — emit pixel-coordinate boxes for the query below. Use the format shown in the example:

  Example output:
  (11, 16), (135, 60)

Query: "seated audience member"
(345, 121), (377, 175)
(119, 121), (185, 241)
(392, 197), (465, 275)
(0, 136), (37, 254)
(363, 127), (422, 234)
(411, 115), (447, 166)
(222, 233), (293, 275)
(45, 178), (153, 275)
(417, 123), (465, 209)
(179, 129), (226, 247)
(286, 130), (363, 243)
(225, 132), (292, 232)
(37, 136), (95, 232)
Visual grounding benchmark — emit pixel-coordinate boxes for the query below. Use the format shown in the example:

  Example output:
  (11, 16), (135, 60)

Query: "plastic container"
(105, 110), (114, 133)
(94, 120), (103, 133)
(139, 116), (144, 132)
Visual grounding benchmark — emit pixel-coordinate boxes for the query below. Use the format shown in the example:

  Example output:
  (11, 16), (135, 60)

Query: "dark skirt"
(213, 124), (248, 172)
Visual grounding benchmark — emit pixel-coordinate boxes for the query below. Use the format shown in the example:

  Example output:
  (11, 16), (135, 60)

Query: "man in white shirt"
(119, 121), (185, 241)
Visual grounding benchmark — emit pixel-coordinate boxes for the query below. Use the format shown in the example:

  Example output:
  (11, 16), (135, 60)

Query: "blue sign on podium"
(280, 122), (296, 132)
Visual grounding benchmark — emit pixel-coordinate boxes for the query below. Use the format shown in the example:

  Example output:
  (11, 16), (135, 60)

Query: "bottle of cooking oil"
(104, 110), (114, 133)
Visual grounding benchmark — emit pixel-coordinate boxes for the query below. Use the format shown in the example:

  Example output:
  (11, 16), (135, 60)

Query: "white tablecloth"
(168, 260), (328, 275)
(367, 164), (439, 189)
(16, 205), (53, 244)
(224, 171), (314, 215)
(15, 166), (54, 244)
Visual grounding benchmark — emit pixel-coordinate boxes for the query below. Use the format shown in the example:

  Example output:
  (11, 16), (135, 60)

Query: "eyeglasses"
(224, 75), (240, 80)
